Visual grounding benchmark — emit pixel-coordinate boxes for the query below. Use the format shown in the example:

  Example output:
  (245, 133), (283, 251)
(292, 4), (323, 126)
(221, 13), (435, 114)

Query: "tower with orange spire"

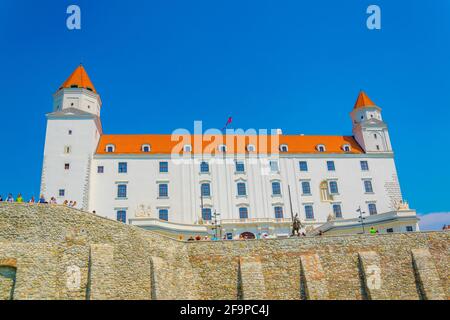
(350, 91), (392, 153)
(41, 65), (102, 211)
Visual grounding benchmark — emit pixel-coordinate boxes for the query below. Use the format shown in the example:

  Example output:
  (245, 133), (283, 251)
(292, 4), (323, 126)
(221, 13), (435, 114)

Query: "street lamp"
(357, 206), (366, 234)
(211, 210), (221, 240)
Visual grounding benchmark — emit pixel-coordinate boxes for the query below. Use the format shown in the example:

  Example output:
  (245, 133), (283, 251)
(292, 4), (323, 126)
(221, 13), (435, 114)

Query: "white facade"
(41, 67), (418, 238)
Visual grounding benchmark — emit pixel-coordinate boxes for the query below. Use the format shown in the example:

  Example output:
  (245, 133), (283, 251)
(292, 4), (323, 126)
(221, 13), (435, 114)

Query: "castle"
(40, 65), (418, 238)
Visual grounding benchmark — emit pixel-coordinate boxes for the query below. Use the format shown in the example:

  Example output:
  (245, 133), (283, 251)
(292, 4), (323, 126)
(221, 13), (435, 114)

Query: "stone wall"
(0, 203), (448, 300)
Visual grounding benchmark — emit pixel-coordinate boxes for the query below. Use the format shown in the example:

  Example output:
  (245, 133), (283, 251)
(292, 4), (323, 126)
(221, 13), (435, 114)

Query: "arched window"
(342, 144), (351, 152)
(316, 144), (326, 152)
(201, 183), (211, 197)
(200, 161), (209, 173)
(142, 144), (151, 152)
(320, 181), (333, 201)
(106, 144), (115, 153)
(279, 144), (288, 152)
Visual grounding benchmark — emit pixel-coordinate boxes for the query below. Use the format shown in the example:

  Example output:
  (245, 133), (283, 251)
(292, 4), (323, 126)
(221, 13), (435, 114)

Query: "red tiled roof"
(354, 91), (376, 109)
(58, 64), (97, 93)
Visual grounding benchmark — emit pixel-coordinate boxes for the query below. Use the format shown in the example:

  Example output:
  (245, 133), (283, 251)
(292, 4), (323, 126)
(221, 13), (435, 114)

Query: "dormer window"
(218, 144), (227, 152)
(183, 144), (192, 152)
(106, 144), (115, 153)
(279, 144), (288, 152)
(70, 85), (78, 88)
(342, 144), (351, 152)
(316, 144), (326, 152)
(246, 144), (256, 152)
(142, 144), (151, 152)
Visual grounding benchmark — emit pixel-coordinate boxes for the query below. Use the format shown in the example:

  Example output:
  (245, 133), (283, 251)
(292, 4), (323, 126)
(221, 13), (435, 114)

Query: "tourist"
(318, 230), (323, 236)
(72, 201), (77, 207)
(0, 195), (3, 202)
(92, 210), (96, 214)
(187, 236), (195, 241)
(38, 194), (46, 203)
(6, 194), (14, 202)
(63, 200), (68, 206)
(203, 235), (209, 241)
(29, 196), (35, 203)
(68, 201), (73, 207)
(50, 197), (57, 204)
(369, 227), (377, 235)
(195, 235), (201, 241)
(16, 193), (24, 203)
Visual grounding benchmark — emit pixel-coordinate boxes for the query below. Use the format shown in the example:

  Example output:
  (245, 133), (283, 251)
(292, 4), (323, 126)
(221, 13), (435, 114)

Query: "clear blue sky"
(0, 0), (449, 218)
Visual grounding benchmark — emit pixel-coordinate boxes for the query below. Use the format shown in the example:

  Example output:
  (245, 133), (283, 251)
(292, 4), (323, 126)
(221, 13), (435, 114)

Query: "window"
(333, 204), (342, 218)
(406, 226), (413, 232)
(269, 160), (279, 172)
(64, 146), (71, 154)
(239, 207), (248, 219)
(374, 133), (377, 139)
(272, 182), (281, 195)
(202, 208), (212, 221)
(364, 180), (374, 193)
(237, 182), (247, 196)
(235, 161), (245, 173)
(97, 166), (104, 173)
(118, 162), (127, 173)
(386, 228), (394, 233)
(305, 205), (314, 219)
(159, 161), (168, 173)
(117, 184), (127, 198)
(58, 189), (65, 197)
(280, 144), (288, 152)
(64, 163), (70, 170)
(159, 184), (168, 197)
(68, 130), (72, 135)
(246, 144), (256, 152)
(117, 210), (127, 223)
(201, 183), (211, 197)
(142, 144), (151, 152)
(376, 145), (380, 151)
(301, 181), (311, 195)
(329, 181), (339, 194)
(360, 161), (369, 171)
(106, 144), (115, 153)
(316, 144), (326, 152)
(200, 161), (209, 173)
(159, 209), (168, 221)
(274, 206), (283, 219)
(326, 161), (335, 171)
(218, 144), (227, 152)
(368, 203), (377, 215)
(183, 144), (192, 152)
(299, 161), (308, 172)
(342, 144), (351, 152)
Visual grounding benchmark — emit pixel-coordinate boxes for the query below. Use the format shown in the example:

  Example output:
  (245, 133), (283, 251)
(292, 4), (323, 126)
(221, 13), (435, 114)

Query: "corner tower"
(350, 91), (392, 153)
(40, 65), (102, 210)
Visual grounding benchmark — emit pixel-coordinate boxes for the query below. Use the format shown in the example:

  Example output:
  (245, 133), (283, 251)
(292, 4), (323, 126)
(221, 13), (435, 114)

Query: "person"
(443, 225), (447, 231)
(369, 226), (377, 235)
(318, 230), (323, 236)
(6, 194), (14, 202)
(38, 194), (46, 204)
(29, 196), (35, 203)
(195, 235), (201, 241)
(92, 210), (96, 214)
(187, 236), (195, 241)
(50, 197), (57, 204)
(203, 235), (209, 241)
(68, 201), (73, 207)
(72, 201), (77, 207)
(63, 200), (68, 206)
(16, 193), (23, 203)
(0, 195), (3, 202)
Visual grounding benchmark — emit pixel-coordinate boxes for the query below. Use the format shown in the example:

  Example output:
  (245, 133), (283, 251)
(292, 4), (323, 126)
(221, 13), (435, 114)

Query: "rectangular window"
(272, 182), (281, 195)
(116, 210), (126, 223)
(235, 161), (245, 173)
(326, 161), (335, 171)
(58, 189), (65, 197)
(97, 166), (104, 173)
(159, 209), (168, 221)
(202, 208), (212, 221)
(333, 204), (342, 218)
(201, 183), (211, 197)
(64, 146), (71, 154)
(237, 182), (247, 196)
(159, 184), (168, 197)
(387, 228), (394, 233)
(239, 207), (248, 219)
(299, 161), (308, 172)
(305, 205), (314, 219)
(364, 180), (374, 193)
(269, 160), (279, 172)
(118, 162), (127, 173)
(200, 161), (209, 173)
(301, 181), (311, 195)
(368, 203), (377, 215)
(117, 184), (127, 198)
(360, 161), (369, 171)
(329, 181), (339, 194)
(274, 206), (283, 219)
(406, 226), (413, 232)
(64, 163), (70, 170)
(159, 161), (168, 173)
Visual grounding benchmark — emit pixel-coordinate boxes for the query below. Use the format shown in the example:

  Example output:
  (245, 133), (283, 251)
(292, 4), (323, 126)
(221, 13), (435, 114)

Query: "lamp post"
(357, 206), (366, 234)
(211, 210), (221, 240)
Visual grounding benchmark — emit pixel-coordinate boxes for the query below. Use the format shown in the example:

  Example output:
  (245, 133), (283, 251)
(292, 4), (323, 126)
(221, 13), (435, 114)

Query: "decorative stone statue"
(135, 204), (152, 218)
(291, 214), (303, 236)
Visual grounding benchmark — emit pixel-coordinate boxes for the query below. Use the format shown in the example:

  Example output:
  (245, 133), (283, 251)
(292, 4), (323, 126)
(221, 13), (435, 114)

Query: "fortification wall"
(0, 203), (448, 300)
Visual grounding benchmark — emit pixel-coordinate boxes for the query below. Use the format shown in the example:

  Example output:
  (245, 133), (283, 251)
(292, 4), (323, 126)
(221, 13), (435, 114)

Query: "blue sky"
(0, 1), (448, 228)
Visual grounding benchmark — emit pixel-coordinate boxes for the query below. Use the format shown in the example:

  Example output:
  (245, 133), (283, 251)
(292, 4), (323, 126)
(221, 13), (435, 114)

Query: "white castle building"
(41, 65), (419, 239)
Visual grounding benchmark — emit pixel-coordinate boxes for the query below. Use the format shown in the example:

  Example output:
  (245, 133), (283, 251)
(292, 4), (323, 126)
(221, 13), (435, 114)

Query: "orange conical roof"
(354, 91), (376, 109)
(58, 64), (97, 93)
